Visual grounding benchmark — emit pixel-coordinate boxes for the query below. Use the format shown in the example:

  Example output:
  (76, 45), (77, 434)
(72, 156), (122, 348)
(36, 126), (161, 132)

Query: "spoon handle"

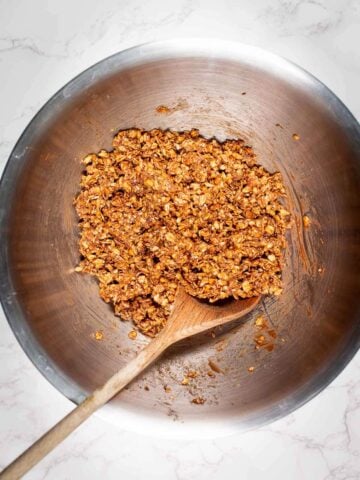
(0, 333), (171, 480)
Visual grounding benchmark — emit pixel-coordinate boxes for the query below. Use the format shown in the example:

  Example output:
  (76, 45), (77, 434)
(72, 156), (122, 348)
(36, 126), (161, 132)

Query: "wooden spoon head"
(164, 288), (261, 343)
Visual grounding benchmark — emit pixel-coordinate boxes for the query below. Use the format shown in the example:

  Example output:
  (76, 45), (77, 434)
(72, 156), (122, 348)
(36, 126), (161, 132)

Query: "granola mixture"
(74, 128), (290, 336)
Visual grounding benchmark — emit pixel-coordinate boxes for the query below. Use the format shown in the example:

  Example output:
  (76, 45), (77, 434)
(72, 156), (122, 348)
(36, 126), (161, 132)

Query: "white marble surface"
(0, 0), (359, 478)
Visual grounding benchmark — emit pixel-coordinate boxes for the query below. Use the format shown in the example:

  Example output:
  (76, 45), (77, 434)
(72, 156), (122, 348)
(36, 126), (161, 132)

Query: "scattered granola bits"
(248, 366), (255, 373)
(94, 330), (104, 341)
(164, 385), (172, 393)
(303, 215), (311, 228)
(207, 370), (216, 377)
(75, 128), (291, 336)
(292, 133), (300, 141)
(128, 330), (137, 340)
(191, 396), (206, 405)
(187, 370), (198, 378)
(144, 385), (150, 391)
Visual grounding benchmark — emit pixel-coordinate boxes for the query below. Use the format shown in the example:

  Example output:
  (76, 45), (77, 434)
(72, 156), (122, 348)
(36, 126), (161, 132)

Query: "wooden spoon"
(0, 289), (259, 479)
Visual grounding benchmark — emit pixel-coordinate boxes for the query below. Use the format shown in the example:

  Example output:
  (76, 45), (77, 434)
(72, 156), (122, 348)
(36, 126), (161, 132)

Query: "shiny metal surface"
(1, 39), (359, 438)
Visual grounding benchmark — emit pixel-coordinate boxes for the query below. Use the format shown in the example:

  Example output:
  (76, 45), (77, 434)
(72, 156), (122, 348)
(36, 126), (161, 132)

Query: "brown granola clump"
(74, 128), (290, 336)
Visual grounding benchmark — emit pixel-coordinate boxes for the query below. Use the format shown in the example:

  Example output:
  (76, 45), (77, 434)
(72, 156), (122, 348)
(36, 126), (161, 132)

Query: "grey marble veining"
(0, 0), (359, 478)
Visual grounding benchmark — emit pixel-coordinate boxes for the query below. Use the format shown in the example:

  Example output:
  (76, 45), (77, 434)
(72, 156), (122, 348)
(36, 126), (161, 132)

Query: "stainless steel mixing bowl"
(1, 39), (359, 437)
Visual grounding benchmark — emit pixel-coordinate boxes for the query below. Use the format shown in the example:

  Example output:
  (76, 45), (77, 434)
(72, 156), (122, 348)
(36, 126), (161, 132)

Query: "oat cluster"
(75, 129), (290, 336)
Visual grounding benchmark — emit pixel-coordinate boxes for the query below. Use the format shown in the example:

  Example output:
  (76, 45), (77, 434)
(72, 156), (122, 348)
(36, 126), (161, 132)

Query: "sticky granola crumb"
(303, 215), (311, 228)
(248, 366), (255, 373)
(94, 330), (104, 341)
(156, 105), (170, 114)
(254, 334), (266, 346)
(181, 376), (190, 385)
(255, 315), (266, 328)
(164, 385), (171, 393)
(191, 396), (206, 404)
(128, 330), (137, 340)
(292, 133), (300, 141)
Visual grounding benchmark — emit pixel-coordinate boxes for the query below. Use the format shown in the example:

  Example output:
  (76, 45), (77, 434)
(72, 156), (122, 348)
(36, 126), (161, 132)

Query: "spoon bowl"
(166, 289), (261, 343)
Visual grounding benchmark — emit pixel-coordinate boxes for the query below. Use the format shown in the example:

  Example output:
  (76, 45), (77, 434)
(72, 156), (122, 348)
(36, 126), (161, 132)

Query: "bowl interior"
(1, 41), (360, 436)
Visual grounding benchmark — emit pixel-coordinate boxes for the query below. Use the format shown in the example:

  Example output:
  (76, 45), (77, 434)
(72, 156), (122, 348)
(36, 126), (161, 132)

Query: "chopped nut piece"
(181, 376), (190, 385)
(164, 385), (171, 393)
(248, 366), (255, 373)
(292, 133), (300, 141)
(187, 370), (198, 378)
